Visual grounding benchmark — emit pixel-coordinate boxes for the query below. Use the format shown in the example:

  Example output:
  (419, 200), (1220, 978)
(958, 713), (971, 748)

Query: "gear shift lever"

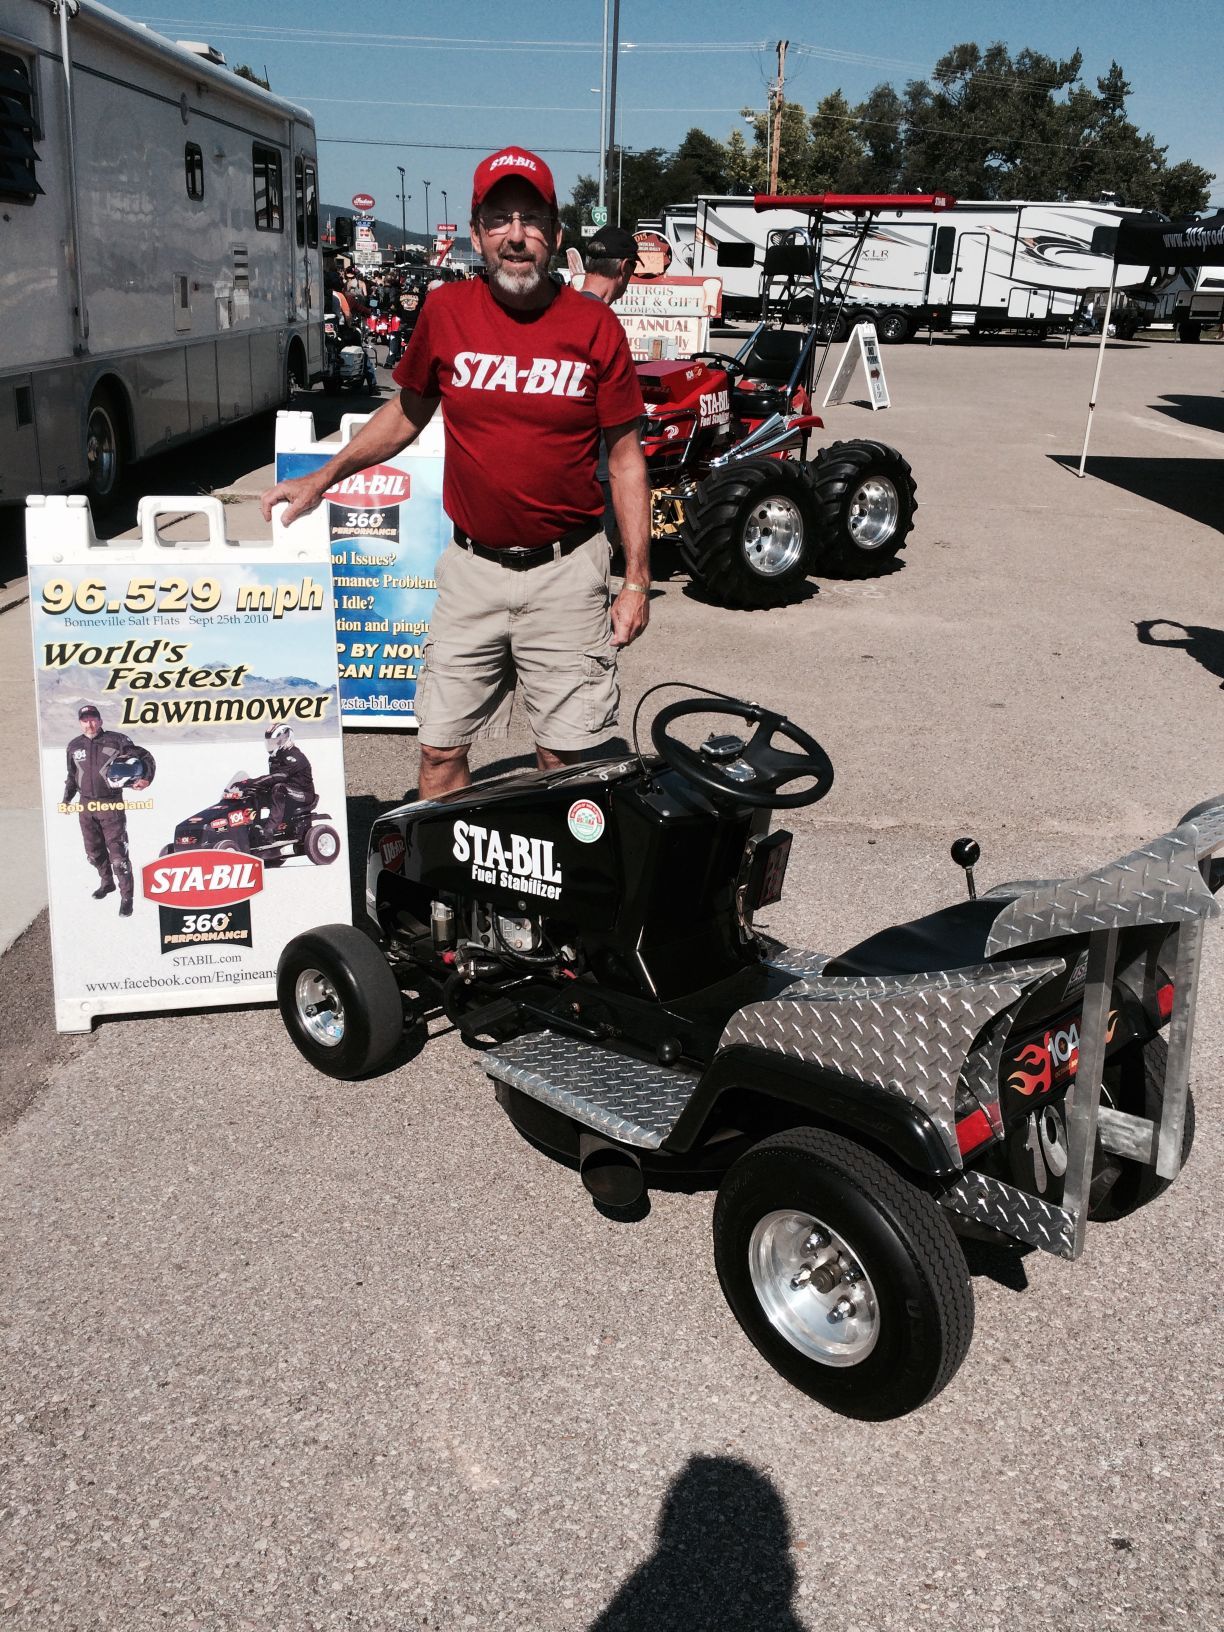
(951, 837), (980, 901)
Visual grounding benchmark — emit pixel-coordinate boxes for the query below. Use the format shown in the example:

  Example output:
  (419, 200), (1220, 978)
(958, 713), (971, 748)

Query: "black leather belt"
(453, 522), (598, 570)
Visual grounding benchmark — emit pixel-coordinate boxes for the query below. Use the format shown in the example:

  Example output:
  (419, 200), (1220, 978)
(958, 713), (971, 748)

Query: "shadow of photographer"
(588, 1455), (811, 1632)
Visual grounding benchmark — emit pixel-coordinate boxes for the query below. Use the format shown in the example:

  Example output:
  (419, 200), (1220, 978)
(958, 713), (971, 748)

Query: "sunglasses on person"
(476, 208), (554, 236)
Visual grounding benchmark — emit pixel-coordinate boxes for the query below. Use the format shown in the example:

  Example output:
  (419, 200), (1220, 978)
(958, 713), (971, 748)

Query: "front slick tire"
(679, 460), (814, 609)
(807, 440), (917, 577)
(277, 924), (404, 1080)
(714, 1128), (973, 1420)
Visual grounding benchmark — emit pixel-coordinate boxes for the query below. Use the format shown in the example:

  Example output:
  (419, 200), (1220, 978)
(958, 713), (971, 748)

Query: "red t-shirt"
(392, 277), (643, 548)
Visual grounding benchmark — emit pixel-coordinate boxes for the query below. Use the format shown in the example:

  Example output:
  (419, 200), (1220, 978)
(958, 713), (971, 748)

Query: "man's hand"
(610, 585), (649, 647)
(259, 474), (329, 527)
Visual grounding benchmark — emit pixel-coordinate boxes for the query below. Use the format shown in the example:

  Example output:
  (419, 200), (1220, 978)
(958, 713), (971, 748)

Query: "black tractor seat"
(823, 896), (1018, 979)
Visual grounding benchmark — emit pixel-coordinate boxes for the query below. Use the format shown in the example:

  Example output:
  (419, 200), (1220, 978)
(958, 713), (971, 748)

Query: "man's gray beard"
(490, 258), (546, 298)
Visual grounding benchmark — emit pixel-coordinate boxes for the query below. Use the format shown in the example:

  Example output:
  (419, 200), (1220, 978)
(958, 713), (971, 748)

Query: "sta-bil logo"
(141, 850), (264, 909)
(325, 466), (410, 506)
(452, 820), (562, 900)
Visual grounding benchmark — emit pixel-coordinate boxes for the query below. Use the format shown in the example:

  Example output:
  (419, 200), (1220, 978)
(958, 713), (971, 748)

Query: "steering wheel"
(686, 351), (748, 381)
(650, 698), (834, 810)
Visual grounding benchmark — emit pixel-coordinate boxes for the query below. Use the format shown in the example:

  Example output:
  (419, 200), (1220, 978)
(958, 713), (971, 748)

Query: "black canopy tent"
(1078, 210), (1224, 474)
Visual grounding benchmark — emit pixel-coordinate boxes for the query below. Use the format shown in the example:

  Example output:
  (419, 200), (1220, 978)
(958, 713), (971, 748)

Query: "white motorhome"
(658, 195), (1154, 337)
(0, 0), (324, 506)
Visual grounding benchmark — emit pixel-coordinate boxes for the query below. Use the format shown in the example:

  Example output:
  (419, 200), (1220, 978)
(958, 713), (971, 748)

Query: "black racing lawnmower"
(277, 684), (1221, 1419)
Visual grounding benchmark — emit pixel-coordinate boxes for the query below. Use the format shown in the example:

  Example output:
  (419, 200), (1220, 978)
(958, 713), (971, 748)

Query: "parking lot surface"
(2, 334), (1222, 1630)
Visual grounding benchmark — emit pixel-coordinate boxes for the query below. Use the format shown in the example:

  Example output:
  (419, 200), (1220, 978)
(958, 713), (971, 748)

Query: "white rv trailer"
(0, 0), (324, 506)
(664, 195), (1154, 336)
(1170, 264), (1224, 339)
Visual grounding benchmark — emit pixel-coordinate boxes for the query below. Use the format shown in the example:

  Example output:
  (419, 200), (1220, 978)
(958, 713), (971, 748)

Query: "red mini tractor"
(632, 192), (952, 610)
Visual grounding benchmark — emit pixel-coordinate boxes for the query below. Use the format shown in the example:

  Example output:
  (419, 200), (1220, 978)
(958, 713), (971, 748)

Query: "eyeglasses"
(477, 208), (553, 236)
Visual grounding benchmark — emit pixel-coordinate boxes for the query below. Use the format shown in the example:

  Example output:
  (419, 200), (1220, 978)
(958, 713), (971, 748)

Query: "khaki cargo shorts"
(415, 536), (619, 752)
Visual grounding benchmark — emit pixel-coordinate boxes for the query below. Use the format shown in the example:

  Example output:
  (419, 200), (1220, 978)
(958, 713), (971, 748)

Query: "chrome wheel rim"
(846, 476), (899, 549)
(748, 1209), (879, 1367)
(86, 405), (118, 496)
(741, 494), (806, 577)
(295, 968), (345, 1048)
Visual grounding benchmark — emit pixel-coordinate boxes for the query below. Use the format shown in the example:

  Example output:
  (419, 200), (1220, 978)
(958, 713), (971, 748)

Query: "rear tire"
(678, 460), (816, 609)
(1092, 1036), (1195, 1221)
(84, 388), (125, 509)
(876, 308), (911, 344)
(278, 924), (404, 1080)
(1177, 320), (1203, 343)
(714, 1127), (973, 1419)
(805, 440), (917, 577)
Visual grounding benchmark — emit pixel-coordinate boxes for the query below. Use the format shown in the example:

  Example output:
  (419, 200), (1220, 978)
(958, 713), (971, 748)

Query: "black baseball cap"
(585, 226), (643, 267)
(78, 703), (101, 720)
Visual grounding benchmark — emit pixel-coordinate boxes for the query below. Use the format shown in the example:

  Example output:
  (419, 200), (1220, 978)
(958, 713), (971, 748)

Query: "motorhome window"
(253, 144), (283, 231)
(0, 49), (43, 203)
(185, 142), (204, 201)
(932, 225), (955, 275)
(294, 155), (305, 245)
(304, 162), (318, 247)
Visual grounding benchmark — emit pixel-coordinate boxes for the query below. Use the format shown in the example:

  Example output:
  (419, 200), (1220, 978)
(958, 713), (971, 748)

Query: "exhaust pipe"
(578, 1133), (645, 1210)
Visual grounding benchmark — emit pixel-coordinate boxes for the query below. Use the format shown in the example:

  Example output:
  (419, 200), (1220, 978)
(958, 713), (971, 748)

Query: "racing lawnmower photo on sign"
(162, 729), (340, 868)
(277, 684), (1221, 1420)
(636, 195), (954, 610)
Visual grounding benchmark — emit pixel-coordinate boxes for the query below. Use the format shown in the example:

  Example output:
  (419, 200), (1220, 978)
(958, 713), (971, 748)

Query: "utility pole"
(396, 165), (406, 249)
(607, 0), (621, 219)
(768, 39), (788, 195)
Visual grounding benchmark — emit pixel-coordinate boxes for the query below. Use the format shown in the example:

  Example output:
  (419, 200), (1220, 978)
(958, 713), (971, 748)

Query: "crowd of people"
(323, 258), (466, 367)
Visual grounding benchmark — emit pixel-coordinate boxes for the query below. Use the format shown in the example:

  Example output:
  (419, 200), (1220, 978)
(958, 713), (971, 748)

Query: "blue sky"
(119, 2), (1223, 224)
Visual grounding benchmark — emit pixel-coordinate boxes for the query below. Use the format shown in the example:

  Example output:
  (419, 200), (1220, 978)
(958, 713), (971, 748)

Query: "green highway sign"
(590, 206), (608, 229)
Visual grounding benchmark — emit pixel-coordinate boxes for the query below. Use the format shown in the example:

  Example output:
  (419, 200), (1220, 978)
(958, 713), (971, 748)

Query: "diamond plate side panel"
(957, 1011), (1013, 1134)
(482, 1031), (697, 1151)
(940, 1171), (1077, 1258)
(718, 959), (1063, 1162)
(986, 831), (1219, 955)
(764, 947), (833, 979)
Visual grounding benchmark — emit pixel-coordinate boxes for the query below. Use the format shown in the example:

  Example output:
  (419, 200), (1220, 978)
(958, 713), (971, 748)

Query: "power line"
(316, 137), (599, 153)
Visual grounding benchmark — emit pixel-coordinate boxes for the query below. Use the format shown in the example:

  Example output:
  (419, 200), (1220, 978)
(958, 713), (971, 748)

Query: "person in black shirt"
(62, 703), (153, 917)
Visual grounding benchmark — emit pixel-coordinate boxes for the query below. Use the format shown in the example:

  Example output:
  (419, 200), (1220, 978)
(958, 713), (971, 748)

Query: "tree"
(805, 91), (867, 192)
(233, 63), (270, 90)
(665, 128), (730, 202)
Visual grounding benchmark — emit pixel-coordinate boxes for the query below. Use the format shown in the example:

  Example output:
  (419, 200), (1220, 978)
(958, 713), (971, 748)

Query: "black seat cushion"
(824, 897), (1015, 979)
(732, 384), (788, 418)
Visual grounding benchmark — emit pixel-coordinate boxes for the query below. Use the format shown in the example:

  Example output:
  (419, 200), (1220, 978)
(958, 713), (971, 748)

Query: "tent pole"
(1077, 262), (1119, 477)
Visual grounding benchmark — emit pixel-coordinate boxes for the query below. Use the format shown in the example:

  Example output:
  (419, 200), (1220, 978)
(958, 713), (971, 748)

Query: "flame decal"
(1007, 1042), (1052, 1098)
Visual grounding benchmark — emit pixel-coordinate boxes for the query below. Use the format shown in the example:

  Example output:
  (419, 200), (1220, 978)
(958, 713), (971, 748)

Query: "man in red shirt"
(261, 146), (650, 798)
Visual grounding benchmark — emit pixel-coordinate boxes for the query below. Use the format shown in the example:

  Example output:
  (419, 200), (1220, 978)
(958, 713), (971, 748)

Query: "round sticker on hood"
(567, 798), (605, 844)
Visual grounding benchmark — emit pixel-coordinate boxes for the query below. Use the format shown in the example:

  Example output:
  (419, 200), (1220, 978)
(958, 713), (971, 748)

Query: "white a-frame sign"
(822, 321), (891, 411)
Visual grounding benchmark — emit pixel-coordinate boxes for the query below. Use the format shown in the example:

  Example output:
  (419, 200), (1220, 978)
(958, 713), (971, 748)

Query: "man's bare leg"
(418, 743), (472, 799)
(535, 745), (584, 773)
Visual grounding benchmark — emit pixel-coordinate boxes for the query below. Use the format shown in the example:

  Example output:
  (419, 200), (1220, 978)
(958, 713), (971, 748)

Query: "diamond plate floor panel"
(481, 1031), (700, 1150)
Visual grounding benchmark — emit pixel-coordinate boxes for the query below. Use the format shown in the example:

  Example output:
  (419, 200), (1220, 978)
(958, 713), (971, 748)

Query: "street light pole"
(396, 165), (406, 249)
(423, 180), (431, 242)
(598, 0), (608, 211)
(441, 189), (447, 226)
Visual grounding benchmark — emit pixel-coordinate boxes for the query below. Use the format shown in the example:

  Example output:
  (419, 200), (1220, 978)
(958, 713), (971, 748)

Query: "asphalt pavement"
(2, 333), (1222, 1630)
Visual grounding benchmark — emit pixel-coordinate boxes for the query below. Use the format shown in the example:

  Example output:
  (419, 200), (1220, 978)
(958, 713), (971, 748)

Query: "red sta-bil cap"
(471, 146), (557, 213)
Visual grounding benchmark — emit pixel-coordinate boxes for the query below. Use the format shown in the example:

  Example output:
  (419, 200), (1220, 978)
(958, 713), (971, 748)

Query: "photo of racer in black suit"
(62, 703), (156, 917)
